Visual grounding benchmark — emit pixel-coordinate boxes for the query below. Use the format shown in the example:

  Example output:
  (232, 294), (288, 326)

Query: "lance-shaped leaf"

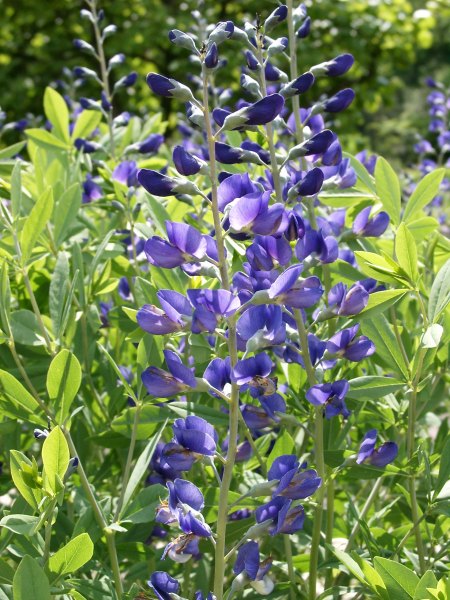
(42, 426), (70, 495)
(47, 349), (82, 423)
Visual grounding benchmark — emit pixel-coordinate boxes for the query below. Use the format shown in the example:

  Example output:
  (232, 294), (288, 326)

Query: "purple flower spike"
(323, 88), (355, 113)
(172, 416), (218, 456)
(137, 290), (192, 335)
(326, 324), (375, 362)
(357, 429), (398, 467)
(246, 235), (292, 270)
(233, 541), (260, 580)
(353, 206), (389, 237)
(306, 380), (350, 419)
(188, 289), (240, 317)
(228, 191), (287, 235)
(204, 356), (232, 393)
(173, 145), (202, 175)
(141, 350), (196, 397)
(237, 305), (286, 349)
(145, 221), (207, 268)
(148, 571), (180, 600)
(289, 168), (324, 198)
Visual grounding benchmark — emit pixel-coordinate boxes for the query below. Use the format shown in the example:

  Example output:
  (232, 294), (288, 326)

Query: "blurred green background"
(1, 0), (449, 162)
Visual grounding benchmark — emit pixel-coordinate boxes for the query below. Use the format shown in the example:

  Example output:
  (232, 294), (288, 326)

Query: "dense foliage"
(0, 2), (449, 600)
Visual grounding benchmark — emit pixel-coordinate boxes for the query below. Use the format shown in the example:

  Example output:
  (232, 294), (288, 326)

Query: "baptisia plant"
(128, 3), (402, 599)
(2, 1), (448, 600)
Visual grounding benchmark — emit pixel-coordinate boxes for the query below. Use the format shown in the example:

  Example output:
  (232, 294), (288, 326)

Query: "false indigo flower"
(287, 129), (334, 160)
(295, 228), (338, 264)
(352, 206), (389, 237)
(173, 145), (203, 175)
(232, 353), (273, 386)
(268, 265), (323, 308)
(135, 133), (164, 154)
(240, 141), (271, 164)
(148, 571), (180, 600)
(204, 42), (219, 69)
(327, 282), (369, 316)
(326, 324), (375, 362)
(168, 29), (198, 53)
(138, 168), (198, 197)
(74, 138), (102, 153)
(246, 235), (292, 270)
(204, 356), (232, 394)
(220, 94), (284, 130)
(237, 305), (286, 350)
(217, 172), (259, 212)
(208, 21), (234, 44)
(297, 16), (311, 38)
(357, 429), (398, 467)
(163, 416), (218, 471)
(306, 380), (350, 419)
(280, 72), (315, 98)
(228, 191), (286, 235)
(311, 53), (354, 77)
(144, 221), (207, 268)
(114, 71), (137, 89)
(215, 142), (265, 166)
(268, 455), (322, 499)
(137, 290), (192, 335)
(112, 160), (138, 187)
(245, 50), (260, 71)
(233, 541), (260, 580)
(323, 88), (355, 113)
(162, 534), (201, 562)
(141, 350), (196, 397)
(288, 168), (325, 198)
(264, 5), (288, 32)
(146, 73), (195, 102)
(255, 496), (305, 535)
(82, 174), (102, 203)
(167, 478), (211, 536)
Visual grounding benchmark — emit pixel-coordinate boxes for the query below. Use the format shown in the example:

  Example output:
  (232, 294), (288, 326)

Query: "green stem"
(407, 347), (426, 574)
(202, 64), (239, 600)
(22, 268), (54, 355)
(88, 0), (116, 159)
(324, 477), (335, 589)
(284, 535), (297, 600)
(114, 402), (142, 520)
(345, 477), (383, 551)
(255, 39), (283, 202)
(294, 311), (325, 600)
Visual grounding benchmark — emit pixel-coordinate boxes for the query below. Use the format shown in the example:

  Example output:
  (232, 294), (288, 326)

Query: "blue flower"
(357, 429), (398, 467)
(141, 350), (197, 397)
(148, 571), (180, 600)
(306, 380), (350, 419)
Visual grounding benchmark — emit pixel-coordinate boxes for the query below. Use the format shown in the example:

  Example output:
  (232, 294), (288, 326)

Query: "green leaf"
(47, 533), (94, 577)
(43, 87), (70, 143)
(142, 192), (171, 235)
(413, 570), (438, 600)
(421, 324), (443, 349)
(71, 110), (103, 142)
(354, 251), (406, 285)
(9, 309), (47, 346)
(42, 426), (70, 494)
(0, 141), (26, 160)
(121, 422), (166, 515)
(373, 557), (419, 599)
(20, 187), (54, 263)
(403, 169), (445, 223)
(121, 484), (166, 524)
(434, 436), (450, 498)
(47, 349), (82, 423)
(343, 152), (377, 194)
(428, 259), (450, 323)
(0, 369), (44, 420)
(49, 252), (70, 339)
(10, 450), (43, 510)
(331, 548), (369, 587)
(10, 160), (23, 219)
(358, 289), (408, 320)
(25, 128), (69, 150)
(395, 223), (418, 282)
(267, 430), (295, 471)
(407, 216), (440, 242)
(0, 514), (40, 536)
(375, 156), (401, 226)
(347, 376), (405, 399)
(13, 555), (51, 600)
(54, 183), (82, 246)
(361, 314), (410, 380)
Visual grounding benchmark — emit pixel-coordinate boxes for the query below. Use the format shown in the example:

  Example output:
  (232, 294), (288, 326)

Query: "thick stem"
(202, 64), (239, 600)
